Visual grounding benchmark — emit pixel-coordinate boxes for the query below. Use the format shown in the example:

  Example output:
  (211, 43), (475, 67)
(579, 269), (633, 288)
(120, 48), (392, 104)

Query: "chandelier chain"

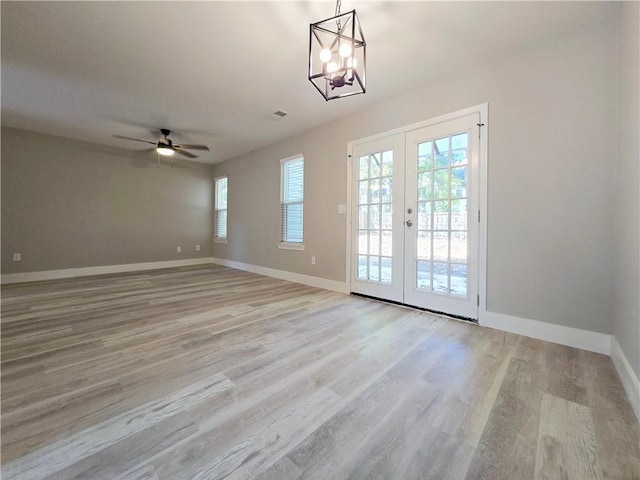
(335, 0), (342, 30)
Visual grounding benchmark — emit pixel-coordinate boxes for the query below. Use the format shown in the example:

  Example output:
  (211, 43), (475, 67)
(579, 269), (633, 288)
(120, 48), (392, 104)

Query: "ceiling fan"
(114, 128), (209, 159)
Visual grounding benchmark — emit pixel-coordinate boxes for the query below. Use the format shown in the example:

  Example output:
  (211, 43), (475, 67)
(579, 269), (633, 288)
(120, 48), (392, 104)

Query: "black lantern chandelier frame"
(308, 1), (366, 101)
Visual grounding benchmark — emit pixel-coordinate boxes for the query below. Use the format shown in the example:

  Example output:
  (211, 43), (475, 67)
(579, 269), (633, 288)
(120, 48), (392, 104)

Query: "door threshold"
(350, 292), (478, 324)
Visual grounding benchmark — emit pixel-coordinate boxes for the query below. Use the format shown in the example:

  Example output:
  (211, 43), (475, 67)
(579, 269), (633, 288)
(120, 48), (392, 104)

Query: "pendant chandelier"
(308, 0), (366, 101)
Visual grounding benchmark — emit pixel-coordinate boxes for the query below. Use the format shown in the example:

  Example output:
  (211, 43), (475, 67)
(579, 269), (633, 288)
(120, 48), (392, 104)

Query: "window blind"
(215, 177), (228, 239)
(280, 157), (304, 243)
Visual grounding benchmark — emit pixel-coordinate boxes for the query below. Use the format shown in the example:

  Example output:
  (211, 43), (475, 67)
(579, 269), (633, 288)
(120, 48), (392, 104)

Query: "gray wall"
(614, 2), (640, 377)
(212, 14), (619, 335)
(1, 127), (213, 273)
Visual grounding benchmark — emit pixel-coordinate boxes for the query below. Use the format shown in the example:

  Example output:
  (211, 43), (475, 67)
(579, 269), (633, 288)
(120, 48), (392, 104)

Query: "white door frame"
(346, 103), (489, 320)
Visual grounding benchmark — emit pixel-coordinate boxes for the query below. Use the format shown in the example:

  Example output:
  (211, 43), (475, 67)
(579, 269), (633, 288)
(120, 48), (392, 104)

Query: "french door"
(351, 134), (406, 303)
(350, 113), (481, 319)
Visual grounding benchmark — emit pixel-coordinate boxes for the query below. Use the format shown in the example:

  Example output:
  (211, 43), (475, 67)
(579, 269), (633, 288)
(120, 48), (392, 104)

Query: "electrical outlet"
(13, 253), (21, 262)
(311, 256), (316, 265)
(177, 246), (182, 253)
(196, 244), (201, 251)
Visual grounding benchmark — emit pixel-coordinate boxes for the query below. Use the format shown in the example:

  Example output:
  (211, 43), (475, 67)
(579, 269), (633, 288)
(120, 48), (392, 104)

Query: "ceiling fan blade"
(113, 135), (156, 145)
(173, 144), (210, 151)
(175, 148), (198, 159)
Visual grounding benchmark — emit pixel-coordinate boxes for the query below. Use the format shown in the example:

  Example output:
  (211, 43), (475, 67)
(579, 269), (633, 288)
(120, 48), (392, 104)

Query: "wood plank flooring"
(1, 264), (638, 479)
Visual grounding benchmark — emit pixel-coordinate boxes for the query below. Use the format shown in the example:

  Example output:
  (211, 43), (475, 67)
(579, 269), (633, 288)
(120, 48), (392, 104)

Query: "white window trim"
(214, 175), (228, 242)
(278, 154), (305, 250)
(278, 242), (305, 251)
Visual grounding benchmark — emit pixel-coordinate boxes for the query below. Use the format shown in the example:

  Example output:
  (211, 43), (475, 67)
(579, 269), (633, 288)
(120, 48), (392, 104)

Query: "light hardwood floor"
(1, 265), (638, 480)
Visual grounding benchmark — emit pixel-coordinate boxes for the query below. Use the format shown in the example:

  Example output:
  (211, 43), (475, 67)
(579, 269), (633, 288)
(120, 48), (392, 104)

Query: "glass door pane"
(415, 133), (469, 298)
(357, 151), (393, 284)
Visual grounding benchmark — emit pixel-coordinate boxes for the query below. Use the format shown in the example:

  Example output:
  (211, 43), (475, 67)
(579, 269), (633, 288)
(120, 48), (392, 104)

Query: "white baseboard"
(480, 310), (611, 355)
(611, 336), (640, 421)
(1, 258), (214, 284)
(211, 257), (349, 294)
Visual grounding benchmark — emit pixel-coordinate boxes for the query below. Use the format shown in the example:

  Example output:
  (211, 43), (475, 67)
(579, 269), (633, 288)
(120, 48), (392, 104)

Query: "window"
(214, 176), (228, 241)
(279, 155), (304, 249)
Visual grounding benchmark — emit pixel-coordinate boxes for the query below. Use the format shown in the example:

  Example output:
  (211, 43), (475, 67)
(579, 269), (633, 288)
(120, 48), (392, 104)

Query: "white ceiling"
(1, 1), (616, 164)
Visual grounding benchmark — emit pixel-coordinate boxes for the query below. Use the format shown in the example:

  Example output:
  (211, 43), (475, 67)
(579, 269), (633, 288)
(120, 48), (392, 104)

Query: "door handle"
(406, 220), (413, 227)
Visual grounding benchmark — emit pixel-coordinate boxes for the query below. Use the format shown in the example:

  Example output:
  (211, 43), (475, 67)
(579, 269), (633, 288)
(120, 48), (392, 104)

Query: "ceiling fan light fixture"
(308, 2), (366, 101)
(157, 144), (175, 156)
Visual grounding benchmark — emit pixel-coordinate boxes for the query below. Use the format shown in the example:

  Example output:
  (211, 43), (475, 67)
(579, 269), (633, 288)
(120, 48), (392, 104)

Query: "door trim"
(346, 103), (488, 320)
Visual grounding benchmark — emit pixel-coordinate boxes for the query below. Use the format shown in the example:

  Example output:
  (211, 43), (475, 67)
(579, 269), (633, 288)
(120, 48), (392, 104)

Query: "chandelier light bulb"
(319, 48), (332, 63)
(339, 43), (352, 58)
(327, 61), (338, 73)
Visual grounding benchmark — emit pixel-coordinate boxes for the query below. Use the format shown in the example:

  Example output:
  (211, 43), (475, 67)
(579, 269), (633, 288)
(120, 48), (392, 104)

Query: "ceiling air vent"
(267, 110), (289, 121)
